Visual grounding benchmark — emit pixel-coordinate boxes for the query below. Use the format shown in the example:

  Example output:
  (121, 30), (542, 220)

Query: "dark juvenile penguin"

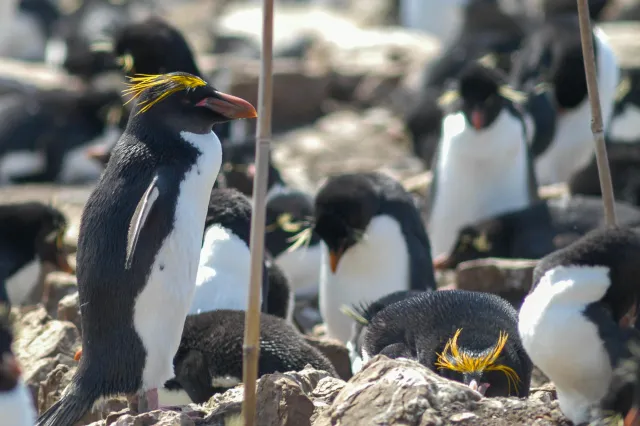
(435, 195), (640, 269)
(427, 61), (537, 259)
(343, 289), (426, 374)
(35, 72), (257, 426)
(0, 305), (36, 425)
(509, 13), (619, 185)
(0, 202), (71, 305)
(519, 228), (640, 424)
(314, 172), (436, 343)
(191, 188), (292, 322)
(363, 289), (532, 397)
(158, 309), (337, 405)
(265, 186), (322, 297)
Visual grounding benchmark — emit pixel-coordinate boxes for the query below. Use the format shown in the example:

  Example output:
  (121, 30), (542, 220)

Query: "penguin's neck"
(319, 215), (410, 343)
(190, 223), (255, 314)
(428, 110), (531, 257)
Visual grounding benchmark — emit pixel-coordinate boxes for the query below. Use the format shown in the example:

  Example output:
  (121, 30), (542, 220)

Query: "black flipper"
(125, 175), (160, 270)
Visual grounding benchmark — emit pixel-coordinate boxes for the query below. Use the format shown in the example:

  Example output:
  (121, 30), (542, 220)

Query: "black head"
(314, 174), (381, 273)
(124, 72), (257, 134)
(265, 188), (319, 258)
(440, 62), (519, 131)
(204, 188), (253, 245)
(0, 305), (19, 392)
(112, 16), (200, 77)
(0, 202), (72, 274)
(221, 139), (283, 197)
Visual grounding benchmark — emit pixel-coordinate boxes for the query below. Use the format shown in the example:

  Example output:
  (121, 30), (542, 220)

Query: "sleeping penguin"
(35, 72), (257, 426)
(342, 289), (427, 374)
(509, 12), (619, 185)
(361, 289), (532, 397)
(519, 227), (640, 424)
(0, 202), (72, 305)
(0, 304), (36, 426)
(158, 309), (337, 406)
(427, 61), (537, 259)
(313, 171), (436, 343)
(265, 186), (322, 297)
(191, 188), (293, 322)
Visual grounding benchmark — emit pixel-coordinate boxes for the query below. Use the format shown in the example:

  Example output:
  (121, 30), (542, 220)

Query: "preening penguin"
(314, 172), (436, 343)
(35, 72), (257, 426)
(0, 202), (72, 306)
(427, 62), (537, 259)
(0, 305), (36, 426)
(158, 310), (337, 406)
(519, 228), (640, 424)
(191, 187), (292, 321)
(343, 289), (426, 374)
(362, 290), (532, 397)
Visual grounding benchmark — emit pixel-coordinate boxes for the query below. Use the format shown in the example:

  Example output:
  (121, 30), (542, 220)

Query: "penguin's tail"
(35, 376), (100, 426)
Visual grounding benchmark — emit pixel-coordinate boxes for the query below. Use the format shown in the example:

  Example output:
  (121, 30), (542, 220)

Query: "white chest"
(275, 243), (322, 296)
(0, 381), (36, 426)
(428, 111), (530, 258)
(133, 131), (222, 390)
(608, 103), (640, 144)
(190, 224), (256, 314)
(319, 216), (409, 343)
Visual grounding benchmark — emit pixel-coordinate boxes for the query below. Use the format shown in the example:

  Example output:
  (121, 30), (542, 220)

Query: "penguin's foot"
(468, 379), (490, 396)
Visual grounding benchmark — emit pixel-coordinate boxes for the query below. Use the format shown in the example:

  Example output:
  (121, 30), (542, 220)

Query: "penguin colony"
(1, 1), (640, 425)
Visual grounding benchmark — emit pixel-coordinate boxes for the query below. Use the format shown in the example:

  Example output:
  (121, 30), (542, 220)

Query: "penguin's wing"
(125, 175), (160, 270)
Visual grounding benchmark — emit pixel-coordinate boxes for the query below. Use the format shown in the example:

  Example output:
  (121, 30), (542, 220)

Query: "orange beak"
(329, 248), (345, 273)
(74, 349), (82, 362)
(196, 92), (258, 120)
(433, 253), (453, 271)
(625, 407), (640, 426)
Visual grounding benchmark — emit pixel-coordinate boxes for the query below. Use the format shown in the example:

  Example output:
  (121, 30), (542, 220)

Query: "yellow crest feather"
(498, 85), (527, 104)
(477, 53), (498, 69)
(472, 232), (492, 252)
(616, 76), (632, 102)
(122, 72), (207, 115)
(340, 305), (369, 325)
(434, 328), (521, 394)
(437, 90), (460, 108)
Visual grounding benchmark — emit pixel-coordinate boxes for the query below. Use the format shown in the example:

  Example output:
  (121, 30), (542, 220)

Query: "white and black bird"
(427, 62), (537, 259)
(35, 72), (257, 426)
(313, 172), (436, 343)
(519, 227), (640, 424)
(0, 304), (36, 426)
(191, 188), (293, 322)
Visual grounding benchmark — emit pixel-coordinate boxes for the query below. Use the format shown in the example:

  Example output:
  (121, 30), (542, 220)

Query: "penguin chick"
(519, 227), (640, 424)
(35, 72), (257, 426)
(363, 289), (532, 397)
(0, 304), (36, 426)
(191, 188), (292, 321)
(343, 289), (427, 374)
(265, 186), (322, 297)
(159, 309), (337, 405)
(427, 61), (537, 259)
(314, 172), (436, 343)
(0, 202), (71, 305)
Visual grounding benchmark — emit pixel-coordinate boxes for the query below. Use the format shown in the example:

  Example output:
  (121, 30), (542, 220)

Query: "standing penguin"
(362, 290), (532, 397)
(0, 304), (36, 426)
(191, 188), (292, 322)
(519, 227), (640, 424)
(427, 61), (537, 258)
(313, 171), (436, 343)
(35, 72), (257, 426)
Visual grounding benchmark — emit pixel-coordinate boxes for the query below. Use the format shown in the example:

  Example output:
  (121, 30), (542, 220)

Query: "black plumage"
(0, 202), (70, 304)
(163, 309), (337, 403)
(363, 290), (532, 398)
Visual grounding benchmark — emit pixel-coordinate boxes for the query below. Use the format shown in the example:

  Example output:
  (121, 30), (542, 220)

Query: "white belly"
(275, 243), (322, 296)
(133, 131), (221, 391)
(0, 151), (46, 185)
(0, 381), (37, 426)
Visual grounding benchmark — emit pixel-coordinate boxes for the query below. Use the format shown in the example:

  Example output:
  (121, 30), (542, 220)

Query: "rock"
(57, 291), (81, 332)
(302, 335), (352, 381)
(455, 258), (538, 309)
(314, 355), (572, 426)
(44, 272), (78, 318)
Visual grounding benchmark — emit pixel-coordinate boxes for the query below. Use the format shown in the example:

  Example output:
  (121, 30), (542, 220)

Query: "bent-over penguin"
(363, 289), (532, 397)
(314, 171), (436, 343)
(35, 72), (257, 426)
(427, 61), (537, 259)
(0, 304), (36, 426)
(343, 289), (427, 374)
(158, 309), (337, 406)
(519, 227), (640, 424)
(191, 188), (292, 321)
(0, 201), (72, 305)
